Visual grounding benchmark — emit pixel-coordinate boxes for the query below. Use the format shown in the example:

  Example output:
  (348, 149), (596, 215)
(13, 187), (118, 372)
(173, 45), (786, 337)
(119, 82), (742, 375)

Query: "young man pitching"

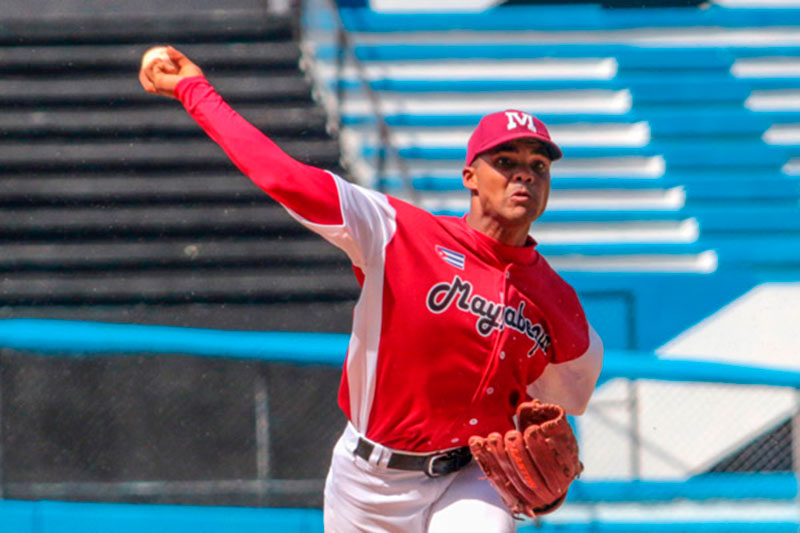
(140, 46), (603, 533)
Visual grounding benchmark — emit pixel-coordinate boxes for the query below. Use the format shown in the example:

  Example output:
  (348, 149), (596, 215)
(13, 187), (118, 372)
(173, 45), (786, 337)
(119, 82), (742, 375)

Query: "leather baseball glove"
(468, 399), (582, 517)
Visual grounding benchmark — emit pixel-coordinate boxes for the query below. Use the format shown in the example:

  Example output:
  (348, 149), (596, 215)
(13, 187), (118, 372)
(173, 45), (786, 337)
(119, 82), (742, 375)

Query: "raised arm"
(139, 46), (398, 267)
(139, 45), (341, 225)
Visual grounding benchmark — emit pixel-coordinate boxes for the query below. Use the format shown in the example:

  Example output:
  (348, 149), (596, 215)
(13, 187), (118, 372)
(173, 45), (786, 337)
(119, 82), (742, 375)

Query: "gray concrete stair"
(0, 8), (357, 327)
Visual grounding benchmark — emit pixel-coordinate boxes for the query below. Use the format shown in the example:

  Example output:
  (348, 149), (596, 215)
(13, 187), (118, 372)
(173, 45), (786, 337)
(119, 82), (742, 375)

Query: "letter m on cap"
(505, 111), (537, 132)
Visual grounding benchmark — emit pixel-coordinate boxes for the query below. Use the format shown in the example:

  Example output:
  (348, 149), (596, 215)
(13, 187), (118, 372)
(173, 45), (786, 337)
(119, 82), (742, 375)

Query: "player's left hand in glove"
(468, 399), (582, 518)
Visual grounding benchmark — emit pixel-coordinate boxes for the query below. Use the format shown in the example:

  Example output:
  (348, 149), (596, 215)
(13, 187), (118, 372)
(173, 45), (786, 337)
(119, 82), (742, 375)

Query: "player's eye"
(495, 157), (514, 169)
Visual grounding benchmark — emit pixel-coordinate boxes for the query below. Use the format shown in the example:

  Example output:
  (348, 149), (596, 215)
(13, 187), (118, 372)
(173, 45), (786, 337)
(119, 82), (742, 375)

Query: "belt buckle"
(425, 451), (452, 478)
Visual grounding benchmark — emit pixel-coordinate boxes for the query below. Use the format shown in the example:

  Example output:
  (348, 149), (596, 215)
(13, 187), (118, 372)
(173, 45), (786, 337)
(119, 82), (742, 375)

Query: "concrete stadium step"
(0, 139), (341, 172)
(530, 219), (700, 245)
(0, 173), (264, 205)
(0, 301), (359, 332)
(0, 204), (309, 238)
(0, 268), (358, 305)
(546, 251), (718, 273)
(0, 11), (292, 46)
(340, 89), (633, 117)
(344, 122), (651, 150)
(364, 156), (668, 187)
(0, 6), (352, 328)
(0, 74), (314, 107)
(0, 42), (301, 75)
(419, 188), (686, 214)
(310, 58), (619, 83)
(0, 239), (349, 271)
(0, 105), (329, 139)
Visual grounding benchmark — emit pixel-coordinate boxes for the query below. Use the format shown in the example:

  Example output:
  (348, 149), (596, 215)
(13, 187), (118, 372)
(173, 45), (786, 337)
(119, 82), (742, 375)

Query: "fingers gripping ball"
(468, 400), (583, 518)
(141, 46), (175, 71)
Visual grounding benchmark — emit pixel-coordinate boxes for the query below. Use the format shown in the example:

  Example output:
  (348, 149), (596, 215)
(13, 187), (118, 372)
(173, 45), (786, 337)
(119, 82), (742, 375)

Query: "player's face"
(463, 139), (552, 230)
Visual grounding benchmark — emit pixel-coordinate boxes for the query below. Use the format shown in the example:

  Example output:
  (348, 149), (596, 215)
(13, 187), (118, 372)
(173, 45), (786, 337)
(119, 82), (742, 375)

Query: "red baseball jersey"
(177, 77), (603, 453)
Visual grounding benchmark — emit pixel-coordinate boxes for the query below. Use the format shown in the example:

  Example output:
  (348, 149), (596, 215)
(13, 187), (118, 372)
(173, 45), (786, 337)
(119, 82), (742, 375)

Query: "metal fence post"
(793, 388), (800, 512)
(254, 373), (271, 497)
(629, 379), (641, 479)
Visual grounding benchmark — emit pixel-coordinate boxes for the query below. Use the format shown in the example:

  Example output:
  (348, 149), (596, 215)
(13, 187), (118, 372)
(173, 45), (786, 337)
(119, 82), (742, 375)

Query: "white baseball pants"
(323, 423), (517, 533)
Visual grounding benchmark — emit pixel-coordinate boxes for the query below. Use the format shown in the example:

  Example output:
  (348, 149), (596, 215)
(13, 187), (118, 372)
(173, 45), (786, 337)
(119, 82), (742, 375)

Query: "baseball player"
(140, 47), (603, 533)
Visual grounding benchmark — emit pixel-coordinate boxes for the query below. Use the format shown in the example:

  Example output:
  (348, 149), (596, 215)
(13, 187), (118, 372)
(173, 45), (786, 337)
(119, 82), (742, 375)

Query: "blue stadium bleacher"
(304, 0), (800, 353)
(302, 4), (800, 528)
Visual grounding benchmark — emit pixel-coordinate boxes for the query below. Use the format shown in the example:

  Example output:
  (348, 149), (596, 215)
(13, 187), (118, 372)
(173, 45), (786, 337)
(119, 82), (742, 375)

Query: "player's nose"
(512, 169), (535, 184)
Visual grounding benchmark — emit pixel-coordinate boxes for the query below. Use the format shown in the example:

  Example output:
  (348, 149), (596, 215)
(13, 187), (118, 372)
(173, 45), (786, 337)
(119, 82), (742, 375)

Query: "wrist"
(173, 75), (208, 100)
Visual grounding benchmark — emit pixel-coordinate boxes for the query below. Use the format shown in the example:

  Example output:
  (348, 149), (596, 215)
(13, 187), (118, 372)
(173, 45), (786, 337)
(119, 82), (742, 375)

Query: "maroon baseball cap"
(465, 109), (562, 165)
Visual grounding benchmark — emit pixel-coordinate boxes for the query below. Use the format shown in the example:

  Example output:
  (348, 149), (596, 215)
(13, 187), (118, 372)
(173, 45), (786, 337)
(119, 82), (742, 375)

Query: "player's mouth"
(509, 187), (533, 200)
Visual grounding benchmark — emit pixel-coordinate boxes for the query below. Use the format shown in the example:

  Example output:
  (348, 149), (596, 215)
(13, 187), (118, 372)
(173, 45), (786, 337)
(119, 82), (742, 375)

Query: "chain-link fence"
(0, 347), (345, 508)
(580, 379), (799, 481)
(0, 321), (798, 528)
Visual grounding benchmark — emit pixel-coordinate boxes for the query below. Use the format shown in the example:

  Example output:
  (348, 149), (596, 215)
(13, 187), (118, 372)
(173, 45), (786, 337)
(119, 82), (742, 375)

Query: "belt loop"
(366, 440), (382, 466)
(376, 446), (391, 469)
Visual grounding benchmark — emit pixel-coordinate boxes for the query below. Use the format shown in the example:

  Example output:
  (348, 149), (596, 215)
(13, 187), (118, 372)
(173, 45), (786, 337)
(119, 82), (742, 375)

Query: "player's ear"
(462, 164), (478, 192)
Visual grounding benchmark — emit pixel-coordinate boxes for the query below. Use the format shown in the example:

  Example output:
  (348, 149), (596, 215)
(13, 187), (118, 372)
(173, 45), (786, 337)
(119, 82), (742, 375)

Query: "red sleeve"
(174, 76), (343, 225)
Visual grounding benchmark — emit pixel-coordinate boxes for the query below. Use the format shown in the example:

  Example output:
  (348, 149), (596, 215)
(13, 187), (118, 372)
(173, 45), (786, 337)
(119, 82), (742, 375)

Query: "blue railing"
(1, 319), (797, 388)
(0, 318), (797, 532)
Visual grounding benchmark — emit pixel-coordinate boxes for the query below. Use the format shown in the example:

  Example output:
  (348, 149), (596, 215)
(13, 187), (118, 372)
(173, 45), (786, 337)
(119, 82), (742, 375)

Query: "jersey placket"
(467, 263), (514, 416)
(497, 264), (529, 410)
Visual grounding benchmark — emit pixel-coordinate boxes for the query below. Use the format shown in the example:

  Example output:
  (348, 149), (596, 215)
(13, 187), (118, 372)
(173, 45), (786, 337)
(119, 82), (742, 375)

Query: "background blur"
(0, 0), (798, 531)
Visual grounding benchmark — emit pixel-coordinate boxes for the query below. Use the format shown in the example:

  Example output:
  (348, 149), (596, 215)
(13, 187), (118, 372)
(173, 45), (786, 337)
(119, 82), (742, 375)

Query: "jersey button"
(500, 351), (506, 360)
(505, 271), (510, 279)
(469, 418), (478, 426)
(486, 387), (495, 395)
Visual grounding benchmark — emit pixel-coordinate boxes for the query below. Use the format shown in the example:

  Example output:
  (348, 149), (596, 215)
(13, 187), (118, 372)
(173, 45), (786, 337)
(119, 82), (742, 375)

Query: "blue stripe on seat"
(340, 6), (800, 32)
(644, 109), (773, 136)
(372, 142), (792, 166)
(332, 76), (800, 99)
(318, 44), (800, 64)
(316, 44), (736, 67)
(342, 109), (800, 128)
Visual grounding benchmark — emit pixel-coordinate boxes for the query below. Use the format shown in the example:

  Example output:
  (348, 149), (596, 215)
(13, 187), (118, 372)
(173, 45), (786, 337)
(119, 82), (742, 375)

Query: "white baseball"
(141, 46), (174, 70)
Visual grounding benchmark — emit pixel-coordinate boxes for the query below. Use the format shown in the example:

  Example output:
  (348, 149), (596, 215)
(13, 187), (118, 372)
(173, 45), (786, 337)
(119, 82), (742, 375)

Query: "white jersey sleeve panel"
(526, 323), (604, 416)
(281, 172), (397, 268)
(281, 172), (397, 433)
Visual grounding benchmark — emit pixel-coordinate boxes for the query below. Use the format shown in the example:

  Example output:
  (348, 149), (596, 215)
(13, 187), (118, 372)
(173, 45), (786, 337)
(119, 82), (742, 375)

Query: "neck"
(465, 211), (531, 247)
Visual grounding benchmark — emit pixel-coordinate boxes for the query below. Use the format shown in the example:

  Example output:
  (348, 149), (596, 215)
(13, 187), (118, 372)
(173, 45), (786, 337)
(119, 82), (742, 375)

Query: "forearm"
(175, 76), (342, 225)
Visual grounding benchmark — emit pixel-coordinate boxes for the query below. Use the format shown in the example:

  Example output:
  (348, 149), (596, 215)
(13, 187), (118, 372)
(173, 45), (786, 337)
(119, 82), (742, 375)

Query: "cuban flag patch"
(436, 245), (465, 270)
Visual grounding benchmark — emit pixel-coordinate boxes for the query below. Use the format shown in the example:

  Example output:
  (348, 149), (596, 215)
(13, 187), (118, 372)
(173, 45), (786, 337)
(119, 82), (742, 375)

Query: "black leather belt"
(354, 437), (472, 477)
